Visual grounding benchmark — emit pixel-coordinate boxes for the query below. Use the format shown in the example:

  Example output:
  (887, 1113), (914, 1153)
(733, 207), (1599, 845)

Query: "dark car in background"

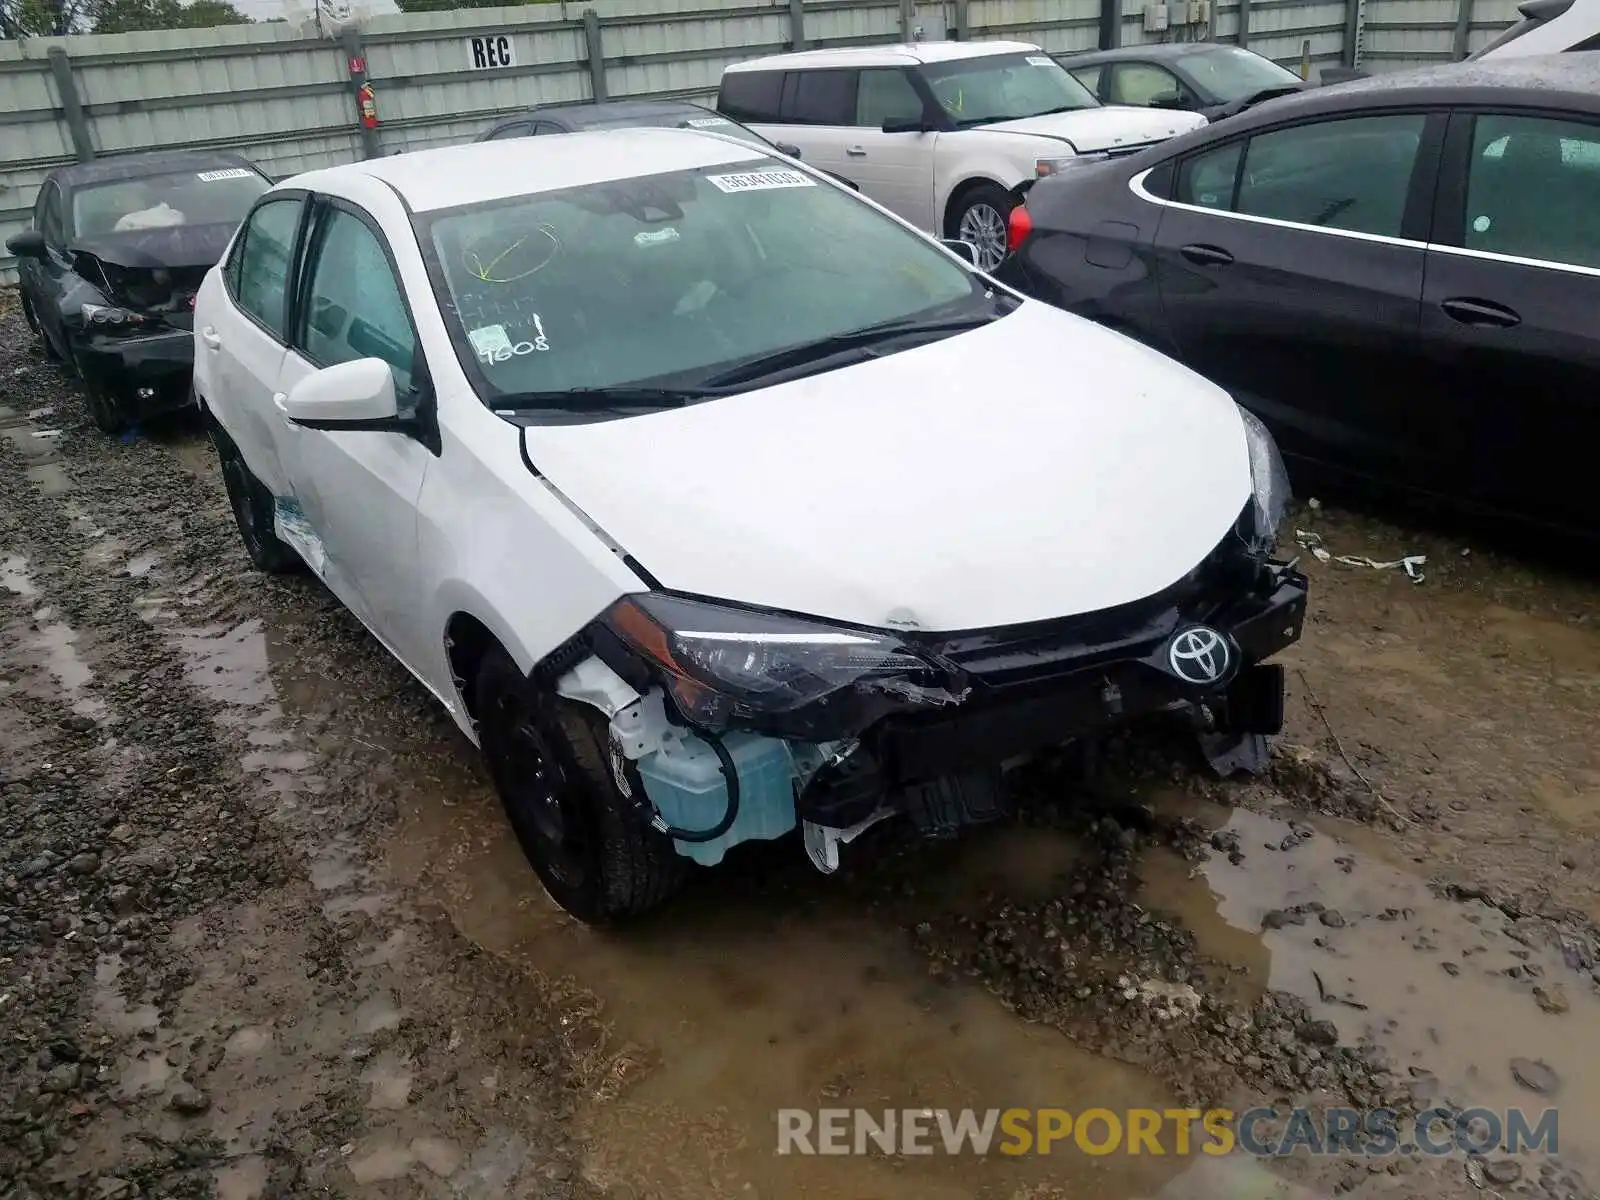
(994, 54), (1600, 540)
(1056, 43), (1310, 122)
(478, 98), (861, 189)
(6, 149), (271, 434)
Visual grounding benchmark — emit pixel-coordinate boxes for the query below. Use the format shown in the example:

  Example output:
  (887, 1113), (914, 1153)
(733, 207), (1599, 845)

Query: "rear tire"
(213, 429), (300, 574)
(474, 646), (686, 922)
(946, 182), (1013, 272)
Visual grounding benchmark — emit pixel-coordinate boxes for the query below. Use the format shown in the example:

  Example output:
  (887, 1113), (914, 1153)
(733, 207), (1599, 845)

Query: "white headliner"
(726, 40), (1046, 72)
(278, 128), (772, 213)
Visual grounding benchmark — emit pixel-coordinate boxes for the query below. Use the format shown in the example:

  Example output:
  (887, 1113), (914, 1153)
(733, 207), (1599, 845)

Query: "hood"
(979, 106), (1208, 152)
(521, 302), (1254, 633)
(68, 221), (238, 271)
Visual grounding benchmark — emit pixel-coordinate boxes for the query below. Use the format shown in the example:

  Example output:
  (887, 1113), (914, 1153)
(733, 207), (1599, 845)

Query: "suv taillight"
(1007, 203), (1033, 254)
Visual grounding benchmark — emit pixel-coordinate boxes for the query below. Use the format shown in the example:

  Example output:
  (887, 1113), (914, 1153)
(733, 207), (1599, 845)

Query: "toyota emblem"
(1167, 626), (1232, 685)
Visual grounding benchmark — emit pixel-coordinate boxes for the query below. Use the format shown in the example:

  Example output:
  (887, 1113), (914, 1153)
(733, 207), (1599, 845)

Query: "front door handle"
(272, 391), (289, 416)
(200, 327), (223, 350)
(1180, 243), (1234, 267)
(1440, 297), (1520, 329)
(845, 145), (867, 157)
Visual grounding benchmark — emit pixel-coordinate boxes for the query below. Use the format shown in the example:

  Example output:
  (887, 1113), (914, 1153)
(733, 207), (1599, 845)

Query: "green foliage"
(0, 0), (89, 37)
(89, 0), (252, 32)
(392, 0), (561, 12)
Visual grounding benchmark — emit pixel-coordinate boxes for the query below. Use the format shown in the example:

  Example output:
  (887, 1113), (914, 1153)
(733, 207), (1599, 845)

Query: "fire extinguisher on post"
(358, 81), (378, 130)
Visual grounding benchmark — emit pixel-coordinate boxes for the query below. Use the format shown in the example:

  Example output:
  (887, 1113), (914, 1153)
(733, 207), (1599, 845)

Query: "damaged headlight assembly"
(1237, 404), (1292, 555)
(600, 592), (970, 740)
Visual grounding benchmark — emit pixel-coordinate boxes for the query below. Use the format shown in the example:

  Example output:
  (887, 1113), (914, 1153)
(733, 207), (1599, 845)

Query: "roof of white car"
(280, 127), (770, 213)
(725, 40), (1044, 72)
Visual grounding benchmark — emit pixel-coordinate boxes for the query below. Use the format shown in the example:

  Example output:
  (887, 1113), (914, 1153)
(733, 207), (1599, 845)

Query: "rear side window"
(784, 69), (858, 125)
(1464, 113), (1600, 268)
(35, 182), (66, 247)
(719, 70), (783, 123)
(1068, 64), (1104, 96)
(1176, 113), (1424, 237)
(230, 196), (302, 339)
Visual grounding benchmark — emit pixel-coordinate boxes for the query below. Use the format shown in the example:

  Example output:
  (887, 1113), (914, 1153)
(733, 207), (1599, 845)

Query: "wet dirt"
(1, 293), (1598, 1200)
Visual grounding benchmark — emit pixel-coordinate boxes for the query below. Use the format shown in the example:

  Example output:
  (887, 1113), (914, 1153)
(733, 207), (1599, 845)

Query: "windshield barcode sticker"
(1026, 55), (1054, 67)
(686, 117), (731, 128)
(196, 168), (253, 182)
(705, 169), (815, 193)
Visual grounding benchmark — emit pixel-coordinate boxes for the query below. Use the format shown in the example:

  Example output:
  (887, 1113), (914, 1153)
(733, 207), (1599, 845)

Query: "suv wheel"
(474, 646), (686, 922)
(948, 182), (1012, 272)
(213, 430), (300, 573)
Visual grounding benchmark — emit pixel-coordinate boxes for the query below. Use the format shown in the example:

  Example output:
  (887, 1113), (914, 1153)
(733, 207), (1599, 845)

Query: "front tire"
(474, 646), (686, 922)
(81, 375), (129, 436)
(213, 430), (300, 574)
(947, 182), (1013, 272)
(20, 294), (62, 362)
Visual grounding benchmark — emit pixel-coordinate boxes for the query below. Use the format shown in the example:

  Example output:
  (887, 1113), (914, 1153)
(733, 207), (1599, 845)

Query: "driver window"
(300, 206), (417, 397)
(36, 184), (66, 247)
(856, 68), (923, 127)
(1110, 63), (1183, 106)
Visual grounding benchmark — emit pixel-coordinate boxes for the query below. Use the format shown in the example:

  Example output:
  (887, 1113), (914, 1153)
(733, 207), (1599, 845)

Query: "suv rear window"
(719, 71), (783, 123)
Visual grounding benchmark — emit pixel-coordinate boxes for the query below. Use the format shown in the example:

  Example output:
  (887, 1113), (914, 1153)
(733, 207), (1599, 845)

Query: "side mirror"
(940, 238), (979, 265)
(1149, 91), (1192, 110)
(775, 142), (803, 158)
(882, 115), (928, 134)
(6, 229), (47, 259)
(283, 357), (399, 428)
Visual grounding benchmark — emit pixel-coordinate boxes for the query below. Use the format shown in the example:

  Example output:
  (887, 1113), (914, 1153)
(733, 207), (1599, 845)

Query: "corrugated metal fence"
(1, 0), (1518, 280)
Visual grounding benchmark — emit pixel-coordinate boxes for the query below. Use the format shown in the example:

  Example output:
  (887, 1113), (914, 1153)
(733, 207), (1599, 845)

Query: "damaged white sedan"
(192, 127), (1307, 921)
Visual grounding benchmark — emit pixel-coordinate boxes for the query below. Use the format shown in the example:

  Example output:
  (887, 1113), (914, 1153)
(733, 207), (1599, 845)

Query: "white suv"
(716, 40), (1209, 268)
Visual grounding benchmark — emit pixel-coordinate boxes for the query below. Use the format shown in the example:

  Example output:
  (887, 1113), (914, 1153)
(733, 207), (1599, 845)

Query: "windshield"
(1174, 45), (1303, 103)
(71, 168), (269, 239)
(416, 157), (985, 408)
(588, 111), (774, 150)
(922, 52), (1100, 127)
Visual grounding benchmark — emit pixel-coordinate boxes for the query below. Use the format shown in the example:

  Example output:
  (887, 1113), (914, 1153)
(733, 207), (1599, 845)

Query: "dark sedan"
(1056, 43), (1310, 122)
(478, 98), (860, 189)
(994, 54), (1600, 540)
(6, 149), (271, 434)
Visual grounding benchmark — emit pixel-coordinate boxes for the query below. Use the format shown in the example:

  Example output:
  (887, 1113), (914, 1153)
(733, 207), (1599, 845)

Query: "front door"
(275, 198), (433, 666)
(1148, 111), (1440, 487)
(1417, 110), (1600, 534)
(847, 66), (939, 230)
(26, 183), (72, 357)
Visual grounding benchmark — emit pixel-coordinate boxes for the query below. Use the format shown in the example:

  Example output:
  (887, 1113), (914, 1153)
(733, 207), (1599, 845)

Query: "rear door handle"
(1440, 297), (1520, 329)
(845, 145), (867, 157)
(200, 327), (223, 350)
(1180, 243), (1234, 267)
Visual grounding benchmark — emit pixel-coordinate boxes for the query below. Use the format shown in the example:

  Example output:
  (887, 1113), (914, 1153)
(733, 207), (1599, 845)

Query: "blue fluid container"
(634, 728), (798, 866)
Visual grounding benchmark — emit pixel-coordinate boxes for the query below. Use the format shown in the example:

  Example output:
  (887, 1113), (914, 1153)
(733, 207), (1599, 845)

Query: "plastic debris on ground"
(1295, 529), (1425, 584)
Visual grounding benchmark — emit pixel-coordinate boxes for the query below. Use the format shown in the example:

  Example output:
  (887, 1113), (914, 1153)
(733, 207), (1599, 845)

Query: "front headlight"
(602, 593), (968, 739)
(80, 302), (145, 330)
(1237, 404), (1291, 554)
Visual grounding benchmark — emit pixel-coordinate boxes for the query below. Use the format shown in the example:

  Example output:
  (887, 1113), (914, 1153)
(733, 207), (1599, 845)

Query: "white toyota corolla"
(192, 128), (1307, 922)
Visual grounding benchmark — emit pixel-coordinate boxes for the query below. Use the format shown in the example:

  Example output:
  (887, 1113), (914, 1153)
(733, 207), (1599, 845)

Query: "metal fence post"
(1098, 0), (1121, 48)
(1451, 0), (1475, 59)
(339, 26), (381, 160)
(583, 9), (608, 101)
(1237, 0), (1252, 47)
(899, 0), (914, 40)
(46, 48), (94, 163)
(789, 0), (805, 49)
(950, 0), (968, 40)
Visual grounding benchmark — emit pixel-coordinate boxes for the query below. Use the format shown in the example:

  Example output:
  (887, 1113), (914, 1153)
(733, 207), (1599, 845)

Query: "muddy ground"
(1, 291), (1597, 1200)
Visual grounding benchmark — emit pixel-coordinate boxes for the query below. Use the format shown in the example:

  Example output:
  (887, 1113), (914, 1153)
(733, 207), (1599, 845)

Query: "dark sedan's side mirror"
(776, 141), (803, 158)
(940, 238), (979, 265)
(1150, 90), (1193, 110)
(882, 115), (929, 134)
(6, 229), (47, 259)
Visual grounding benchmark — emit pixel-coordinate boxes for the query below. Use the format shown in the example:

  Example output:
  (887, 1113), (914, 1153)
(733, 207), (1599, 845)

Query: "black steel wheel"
(473, 646), (685, 922)
(213, 429), (300, 574)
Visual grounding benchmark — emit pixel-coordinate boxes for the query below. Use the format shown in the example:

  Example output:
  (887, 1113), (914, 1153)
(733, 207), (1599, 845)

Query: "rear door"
(1418, 109), (1600, 534)
(774, 69), (861, 187)
(274, 197), (434, 666)
(845, 66), (938, 228)
(203, 191), (308, 498)
(1147, 110), (1442, 485)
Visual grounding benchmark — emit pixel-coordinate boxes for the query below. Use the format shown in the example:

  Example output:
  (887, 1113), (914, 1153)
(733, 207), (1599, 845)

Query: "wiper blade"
(491, 386), (719, 413)
(698, 313), (1000, 389)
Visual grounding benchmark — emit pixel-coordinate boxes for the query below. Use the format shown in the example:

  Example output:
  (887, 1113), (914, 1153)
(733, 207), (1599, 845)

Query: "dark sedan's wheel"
(81, 376), (128, 436)
(20, 294), (62, 362)
(213, 430), (300, 574)
(948, 182), (1013, 272)
(474, 646), (685, 923)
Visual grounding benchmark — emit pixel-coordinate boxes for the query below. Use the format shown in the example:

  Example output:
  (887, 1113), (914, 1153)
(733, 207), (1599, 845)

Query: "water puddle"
(1139, 800), (1600, 1174)
(93, 955), (161, 1037)
(0, 555), (111, 723)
